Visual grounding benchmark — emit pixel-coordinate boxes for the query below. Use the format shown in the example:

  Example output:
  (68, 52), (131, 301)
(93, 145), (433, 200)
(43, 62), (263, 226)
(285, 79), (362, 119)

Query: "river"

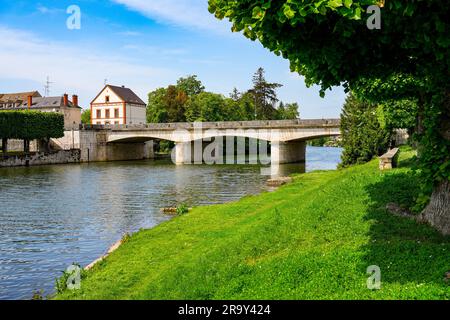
(0, 146), (342, 300)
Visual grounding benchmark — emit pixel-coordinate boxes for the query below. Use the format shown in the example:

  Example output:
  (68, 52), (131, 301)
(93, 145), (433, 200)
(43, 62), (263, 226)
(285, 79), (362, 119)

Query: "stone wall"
(0, 150), (81, 167)
(0, 139), (38, 152)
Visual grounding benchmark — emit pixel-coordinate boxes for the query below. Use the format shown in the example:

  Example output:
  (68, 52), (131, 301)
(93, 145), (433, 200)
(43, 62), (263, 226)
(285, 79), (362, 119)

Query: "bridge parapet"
(80, 119), (340, 132)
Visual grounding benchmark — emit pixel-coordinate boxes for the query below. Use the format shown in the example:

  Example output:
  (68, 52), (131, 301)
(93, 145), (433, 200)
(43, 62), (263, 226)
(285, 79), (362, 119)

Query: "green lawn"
(57, 147), (449, 300)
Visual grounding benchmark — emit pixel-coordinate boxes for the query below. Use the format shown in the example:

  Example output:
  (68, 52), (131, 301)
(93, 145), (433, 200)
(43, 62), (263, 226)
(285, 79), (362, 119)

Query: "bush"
(176, 203), (189, 215)
(0, 110), (64, 140)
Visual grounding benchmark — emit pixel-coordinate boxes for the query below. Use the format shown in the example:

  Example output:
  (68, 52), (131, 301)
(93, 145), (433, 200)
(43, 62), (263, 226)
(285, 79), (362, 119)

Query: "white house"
(90, 85), (146, 125)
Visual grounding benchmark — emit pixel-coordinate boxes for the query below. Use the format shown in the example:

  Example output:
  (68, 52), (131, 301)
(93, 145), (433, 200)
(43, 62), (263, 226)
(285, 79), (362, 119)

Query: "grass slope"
(58, 148), (449, 300)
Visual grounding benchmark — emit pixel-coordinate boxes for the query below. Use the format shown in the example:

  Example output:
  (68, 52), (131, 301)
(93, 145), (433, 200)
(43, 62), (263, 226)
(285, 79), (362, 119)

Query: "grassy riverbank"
(57, 147), (449, 300)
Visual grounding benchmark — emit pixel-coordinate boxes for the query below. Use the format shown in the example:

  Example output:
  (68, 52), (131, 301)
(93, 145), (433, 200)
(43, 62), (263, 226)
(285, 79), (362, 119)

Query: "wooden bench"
(379, 148), (400, 170)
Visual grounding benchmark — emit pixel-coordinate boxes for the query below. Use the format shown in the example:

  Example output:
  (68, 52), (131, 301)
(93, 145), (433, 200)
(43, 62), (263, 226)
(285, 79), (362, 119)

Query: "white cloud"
(112, 0), (231, 33)
(36, 5), (64, 15)
(117, 31), (142, 36)
(0, 26), (178, 108)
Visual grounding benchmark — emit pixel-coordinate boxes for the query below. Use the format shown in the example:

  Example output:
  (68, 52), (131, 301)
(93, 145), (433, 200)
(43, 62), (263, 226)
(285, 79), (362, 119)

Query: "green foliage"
(147, 88), (169, 123)
(277, 102), (300, 120)
(340, 94), (391, 167)
(308, 137), (339, 147)
(81, 109), (91, 125)
(164, 86), (189, 123)
(147, 72), (300, 123)
(378, 99), (418, 133)
(176, 75), (205, 97)
(0, 111), (64, 140)
(186, 92), (227, 122)
(209, 0), (450, 211)
(56, 150), (450, 300)
(176, 203), (189, 216)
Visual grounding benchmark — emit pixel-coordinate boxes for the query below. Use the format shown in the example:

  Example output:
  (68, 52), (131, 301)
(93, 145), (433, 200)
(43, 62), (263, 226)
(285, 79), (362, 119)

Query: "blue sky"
(0, 0), (346, 118)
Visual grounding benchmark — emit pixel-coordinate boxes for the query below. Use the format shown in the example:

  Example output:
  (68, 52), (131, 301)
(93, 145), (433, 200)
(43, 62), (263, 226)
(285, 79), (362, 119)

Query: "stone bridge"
(78, 119), (340, 164)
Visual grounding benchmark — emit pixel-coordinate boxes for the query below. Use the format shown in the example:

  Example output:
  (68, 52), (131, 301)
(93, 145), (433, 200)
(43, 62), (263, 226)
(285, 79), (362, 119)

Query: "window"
(105, 121), (111, 125)
(105, 109), (110, 119)
(96, 121), (101, 125)
(114, 121), (120, 125)
(114, 108), (120, 118)
(105, 96), (110, 103)
(96, 110), (101, 118)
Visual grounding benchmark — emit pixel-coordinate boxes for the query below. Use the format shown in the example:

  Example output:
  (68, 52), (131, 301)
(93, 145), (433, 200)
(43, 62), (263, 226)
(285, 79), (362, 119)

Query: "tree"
(176, 75), (205, 97)
(209, 0), (450, 234)
(81, 109), (91, 124)
(165, 86), (188, 122)
(230, 87), (241, 101)
(340, 94), (391, 166)
(147, 88), (169, 123)
(249, 67), (283, 120)
(0, 111), (64, 154)
(186, 92), (227, 122)
(278, 102), (300, 120)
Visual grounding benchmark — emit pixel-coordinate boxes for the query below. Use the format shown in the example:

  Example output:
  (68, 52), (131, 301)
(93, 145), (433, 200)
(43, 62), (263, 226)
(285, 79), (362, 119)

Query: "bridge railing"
(80, 119), (341, 131)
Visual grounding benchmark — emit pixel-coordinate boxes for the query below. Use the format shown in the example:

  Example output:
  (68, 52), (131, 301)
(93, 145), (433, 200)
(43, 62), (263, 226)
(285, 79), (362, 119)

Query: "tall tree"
(209, 0), (450, 234)
(230, 87), (241, 101)
(249, 67), (283, 120)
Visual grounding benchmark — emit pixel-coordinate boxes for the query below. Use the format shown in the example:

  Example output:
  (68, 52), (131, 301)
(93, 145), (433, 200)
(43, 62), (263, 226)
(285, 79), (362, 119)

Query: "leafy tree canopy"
(176, 75), (206, 97)
(209, 1), (449, 96)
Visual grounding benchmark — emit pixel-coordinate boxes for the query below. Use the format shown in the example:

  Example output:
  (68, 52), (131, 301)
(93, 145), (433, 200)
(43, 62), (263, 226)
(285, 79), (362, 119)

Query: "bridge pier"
(271, 140), (306, 164)
(173, 141), (192, 165)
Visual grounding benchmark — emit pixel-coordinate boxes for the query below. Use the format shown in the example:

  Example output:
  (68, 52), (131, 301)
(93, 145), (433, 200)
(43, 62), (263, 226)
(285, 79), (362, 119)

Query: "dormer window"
(105, 96), (110, 103)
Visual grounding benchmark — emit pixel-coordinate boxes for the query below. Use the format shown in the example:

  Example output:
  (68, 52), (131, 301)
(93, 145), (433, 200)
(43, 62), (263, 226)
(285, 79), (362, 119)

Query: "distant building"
(90, 85), (146, 125)
(0, 91), (82, 129)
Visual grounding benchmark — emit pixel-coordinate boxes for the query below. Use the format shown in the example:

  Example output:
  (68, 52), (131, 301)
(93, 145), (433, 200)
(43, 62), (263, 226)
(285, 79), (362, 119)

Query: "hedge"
(0, 110), (64, 140)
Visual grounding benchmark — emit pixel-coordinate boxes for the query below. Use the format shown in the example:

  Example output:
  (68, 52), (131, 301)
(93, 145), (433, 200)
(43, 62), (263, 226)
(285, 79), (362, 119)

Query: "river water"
(0, 147), (342, 300)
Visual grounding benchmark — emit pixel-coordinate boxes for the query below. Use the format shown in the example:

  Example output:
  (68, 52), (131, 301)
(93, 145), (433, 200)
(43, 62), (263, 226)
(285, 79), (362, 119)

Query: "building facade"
(0, 91), (82, 129)
(90, 85), (146, 125)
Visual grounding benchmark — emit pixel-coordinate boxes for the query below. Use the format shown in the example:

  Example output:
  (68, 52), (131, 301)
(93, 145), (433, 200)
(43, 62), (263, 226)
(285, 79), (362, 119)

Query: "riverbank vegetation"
(57, 148), (449, 300)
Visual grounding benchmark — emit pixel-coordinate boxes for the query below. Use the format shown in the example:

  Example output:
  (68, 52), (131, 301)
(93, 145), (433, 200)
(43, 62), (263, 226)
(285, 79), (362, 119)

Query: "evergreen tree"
(249, 67), (282, 120)
(340, 94), (391, 167)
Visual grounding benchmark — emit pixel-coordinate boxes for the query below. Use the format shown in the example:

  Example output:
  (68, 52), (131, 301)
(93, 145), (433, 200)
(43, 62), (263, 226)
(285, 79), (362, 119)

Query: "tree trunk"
(420, 180), (450, 236)
(420, 90), (450, 235)
(23, 139), (30, 154)
(1, 138), (7, 157)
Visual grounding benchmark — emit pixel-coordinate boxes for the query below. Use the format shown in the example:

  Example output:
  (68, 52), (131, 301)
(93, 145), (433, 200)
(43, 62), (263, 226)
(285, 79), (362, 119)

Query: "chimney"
(63, 94), (69, 106)
(72, 95), (78, 107)
(27, 95), (33, 110)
